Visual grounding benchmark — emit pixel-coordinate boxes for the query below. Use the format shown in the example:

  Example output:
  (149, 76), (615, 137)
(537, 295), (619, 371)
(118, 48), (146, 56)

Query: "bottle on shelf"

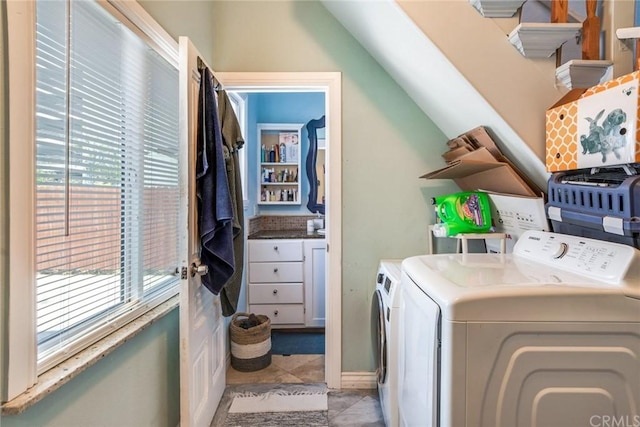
(279, 142), (286, 163)
(269, 146), (275, 163)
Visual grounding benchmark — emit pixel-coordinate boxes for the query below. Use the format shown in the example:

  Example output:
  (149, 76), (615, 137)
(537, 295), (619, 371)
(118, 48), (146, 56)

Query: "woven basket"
(230, 312), (272, 372)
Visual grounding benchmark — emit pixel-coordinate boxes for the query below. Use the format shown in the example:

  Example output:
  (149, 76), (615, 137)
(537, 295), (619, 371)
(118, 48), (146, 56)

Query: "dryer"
(398, 230), (640, 427)
(371, 259), (402, 427)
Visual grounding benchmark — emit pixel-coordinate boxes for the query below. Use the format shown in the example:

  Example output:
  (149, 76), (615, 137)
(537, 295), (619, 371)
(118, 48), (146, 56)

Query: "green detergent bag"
(431, 191), (492, 237)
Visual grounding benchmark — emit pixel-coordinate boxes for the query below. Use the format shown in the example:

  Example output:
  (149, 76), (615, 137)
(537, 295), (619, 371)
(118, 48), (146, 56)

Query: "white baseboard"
(340, 371), (376, 389)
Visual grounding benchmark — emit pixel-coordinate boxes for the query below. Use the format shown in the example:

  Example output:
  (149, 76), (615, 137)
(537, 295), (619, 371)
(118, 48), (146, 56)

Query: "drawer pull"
(273, 246), (278, 251)
(274, 310), (279, 316)
(273, 289), (278, 295)
(273, 268), (279, 273)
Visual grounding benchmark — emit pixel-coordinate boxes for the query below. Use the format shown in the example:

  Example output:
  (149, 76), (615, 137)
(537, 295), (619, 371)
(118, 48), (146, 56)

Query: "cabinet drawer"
(249, 283), (303, 304)
(249, 262), (303, 283)
(249, 240), (303, 262)
(249, 304), (304, 325)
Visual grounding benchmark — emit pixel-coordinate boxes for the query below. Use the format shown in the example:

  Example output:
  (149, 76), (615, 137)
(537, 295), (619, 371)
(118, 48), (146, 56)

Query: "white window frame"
(5, 0), (180, 402)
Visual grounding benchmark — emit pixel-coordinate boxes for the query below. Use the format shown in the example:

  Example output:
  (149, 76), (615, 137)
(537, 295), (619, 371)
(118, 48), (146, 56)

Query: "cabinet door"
(249, 240), (303, 262)
(249, 304), (305, 325)
(304, 240), (326, 327)
(249, 262), (304, 283)
(248, 283), (304, 304)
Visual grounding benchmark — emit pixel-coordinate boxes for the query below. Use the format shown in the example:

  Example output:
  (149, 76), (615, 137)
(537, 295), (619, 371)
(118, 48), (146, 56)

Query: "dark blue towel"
(196, 68), (234, 295)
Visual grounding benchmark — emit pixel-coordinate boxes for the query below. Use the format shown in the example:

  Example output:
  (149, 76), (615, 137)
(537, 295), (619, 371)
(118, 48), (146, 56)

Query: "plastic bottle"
(269, 146), (275, 163)
(431, 191), (492, 237)
(279, 143), (286, 163)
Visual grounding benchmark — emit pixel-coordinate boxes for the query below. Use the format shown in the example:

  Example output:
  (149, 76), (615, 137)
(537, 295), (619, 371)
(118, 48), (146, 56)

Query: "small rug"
(270, 331), (324, 355)
(222, 389), (328, 427)
(229, 390), (328, 413)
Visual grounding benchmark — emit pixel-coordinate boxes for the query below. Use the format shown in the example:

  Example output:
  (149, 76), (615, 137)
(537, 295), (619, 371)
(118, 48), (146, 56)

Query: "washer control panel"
(513, 230), (637, 284)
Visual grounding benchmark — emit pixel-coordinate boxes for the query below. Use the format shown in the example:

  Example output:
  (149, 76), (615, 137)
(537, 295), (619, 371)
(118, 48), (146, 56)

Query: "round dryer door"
(371, 289), (387, 384)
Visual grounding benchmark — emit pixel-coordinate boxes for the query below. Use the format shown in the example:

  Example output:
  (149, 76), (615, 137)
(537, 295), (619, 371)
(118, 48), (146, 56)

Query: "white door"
(178, 37), (226, 427)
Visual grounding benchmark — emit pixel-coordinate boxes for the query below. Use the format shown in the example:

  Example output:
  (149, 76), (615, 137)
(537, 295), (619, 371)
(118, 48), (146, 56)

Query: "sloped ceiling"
(321, 0), (575, 192)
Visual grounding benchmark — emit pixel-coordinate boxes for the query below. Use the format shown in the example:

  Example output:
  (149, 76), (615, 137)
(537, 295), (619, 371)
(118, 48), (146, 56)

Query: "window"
(7, 0), (181, 391)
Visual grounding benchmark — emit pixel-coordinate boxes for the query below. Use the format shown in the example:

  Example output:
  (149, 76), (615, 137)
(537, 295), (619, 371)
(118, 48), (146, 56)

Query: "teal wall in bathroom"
(244, 91), (325, 217)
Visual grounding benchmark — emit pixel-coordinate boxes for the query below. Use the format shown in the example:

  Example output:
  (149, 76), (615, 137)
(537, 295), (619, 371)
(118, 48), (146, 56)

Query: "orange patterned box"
(545, 71), (640, 172)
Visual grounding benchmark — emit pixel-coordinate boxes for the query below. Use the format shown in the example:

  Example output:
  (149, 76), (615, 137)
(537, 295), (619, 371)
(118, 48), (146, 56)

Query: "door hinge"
(181, 267), (188, 280)
(326, 243), (329, 252)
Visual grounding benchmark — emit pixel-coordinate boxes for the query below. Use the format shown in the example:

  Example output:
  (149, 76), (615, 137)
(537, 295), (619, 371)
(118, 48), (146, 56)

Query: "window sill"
(1, 294), (180, 416)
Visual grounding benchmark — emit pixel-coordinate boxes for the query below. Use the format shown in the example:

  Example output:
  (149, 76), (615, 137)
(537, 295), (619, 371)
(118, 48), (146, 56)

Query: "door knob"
(273, 289), (278, 295)
(190, 261), (209, 277)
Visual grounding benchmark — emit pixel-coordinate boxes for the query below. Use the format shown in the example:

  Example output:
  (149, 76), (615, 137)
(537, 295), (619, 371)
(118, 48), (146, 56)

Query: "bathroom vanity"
(247, 230), (325, 329)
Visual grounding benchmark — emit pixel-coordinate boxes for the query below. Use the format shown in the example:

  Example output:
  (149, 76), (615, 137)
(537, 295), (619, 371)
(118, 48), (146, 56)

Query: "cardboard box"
(485, 192), (550, 253)
(546, 71), (640, 172)
(420, 126), (542, 197)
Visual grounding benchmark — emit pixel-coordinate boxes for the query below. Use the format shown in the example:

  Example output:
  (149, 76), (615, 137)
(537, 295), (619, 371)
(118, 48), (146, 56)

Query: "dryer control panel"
(513, 230), (638, 284)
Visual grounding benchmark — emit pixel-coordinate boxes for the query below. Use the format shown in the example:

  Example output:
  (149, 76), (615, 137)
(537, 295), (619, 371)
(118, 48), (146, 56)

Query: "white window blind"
(35, 0), (180, 369)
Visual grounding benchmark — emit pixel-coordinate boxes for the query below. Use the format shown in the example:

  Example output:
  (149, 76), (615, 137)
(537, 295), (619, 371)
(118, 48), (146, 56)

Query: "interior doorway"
(216, 72), (342, 388)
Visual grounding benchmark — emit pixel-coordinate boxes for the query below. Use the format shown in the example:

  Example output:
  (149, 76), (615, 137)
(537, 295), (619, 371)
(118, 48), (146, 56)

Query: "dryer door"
(398, 276), (440, 427)
(371, 289), (387, 384)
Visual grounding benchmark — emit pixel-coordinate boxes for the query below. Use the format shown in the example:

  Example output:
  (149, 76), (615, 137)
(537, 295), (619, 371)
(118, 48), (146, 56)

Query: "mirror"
(305, 115), (325, 215)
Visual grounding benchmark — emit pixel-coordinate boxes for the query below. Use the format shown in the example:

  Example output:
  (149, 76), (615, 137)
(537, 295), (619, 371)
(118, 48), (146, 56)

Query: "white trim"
(102, 0), (178, 66)
(340, 371), (377, 390)
(6, 0), (37, 401)
(216, 71), (343, 389)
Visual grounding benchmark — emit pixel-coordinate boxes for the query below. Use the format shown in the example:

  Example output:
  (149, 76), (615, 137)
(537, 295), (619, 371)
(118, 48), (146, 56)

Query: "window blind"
(35, 0), (180, 368)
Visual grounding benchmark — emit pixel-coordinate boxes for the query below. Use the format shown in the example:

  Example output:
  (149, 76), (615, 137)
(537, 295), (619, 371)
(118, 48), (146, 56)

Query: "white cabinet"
(248, 239), (305, 327)
(247, 238), (326, 328)
(257, 123), (303, 205)
(304, 239), (326, 327)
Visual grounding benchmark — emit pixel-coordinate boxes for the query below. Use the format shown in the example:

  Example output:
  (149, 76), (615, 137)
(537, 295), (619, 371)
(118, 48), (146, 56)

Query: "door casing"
(217, 72), (342, 388)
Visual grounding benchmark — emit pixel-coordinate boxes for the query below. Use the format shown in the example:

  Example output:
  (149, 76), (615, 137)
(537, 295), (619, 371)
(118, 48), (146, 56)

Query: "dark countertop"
(248, 229), (326, 239)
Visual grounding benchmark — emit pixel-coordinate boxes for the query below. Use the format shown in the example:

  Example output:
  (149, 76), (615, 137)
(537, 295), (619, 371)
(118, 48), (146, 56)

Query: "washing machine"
(398, 230), (640, 427)
(371, 259), (402, 427)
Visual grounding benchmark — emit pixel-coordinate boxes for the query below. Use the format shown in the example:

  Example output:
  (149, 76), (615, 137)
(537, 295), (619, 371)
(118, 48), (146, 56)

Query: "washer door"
(371, 289), (387, 385)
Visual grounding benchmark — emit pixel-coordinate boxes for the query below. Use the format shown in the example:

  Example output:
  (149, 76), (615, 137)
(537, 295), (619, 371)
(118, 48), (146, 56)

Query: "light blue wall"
(210, 0), (460, 372)
(0, 310), (180, 427)
(244, 92), (325, 217)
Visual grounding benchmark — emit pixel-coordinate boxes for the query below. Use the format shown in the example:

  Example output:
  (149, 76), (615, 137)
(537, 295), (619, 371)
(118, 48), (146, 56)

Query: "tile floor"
(214, 354), (385, 426)
(226, 354), (325, 384)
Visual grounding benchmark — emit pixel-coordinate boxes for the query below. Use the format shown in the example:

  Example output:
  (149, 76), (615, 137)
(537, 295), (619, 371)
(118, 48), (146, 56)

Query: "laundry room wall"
(144, 0), (461, 373)
(145, 0), (461, 372)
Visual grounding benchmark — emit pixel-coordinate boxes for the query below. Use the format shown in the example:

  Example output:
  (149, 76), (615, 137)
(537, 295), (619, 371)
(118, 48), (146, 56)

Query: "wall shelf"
(616, 27), (640, 40)
(508, 23), (582, 58)
(555, 59), (613, 89)
(469, 0), (526, 18)
(257, 123), (303, 205)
